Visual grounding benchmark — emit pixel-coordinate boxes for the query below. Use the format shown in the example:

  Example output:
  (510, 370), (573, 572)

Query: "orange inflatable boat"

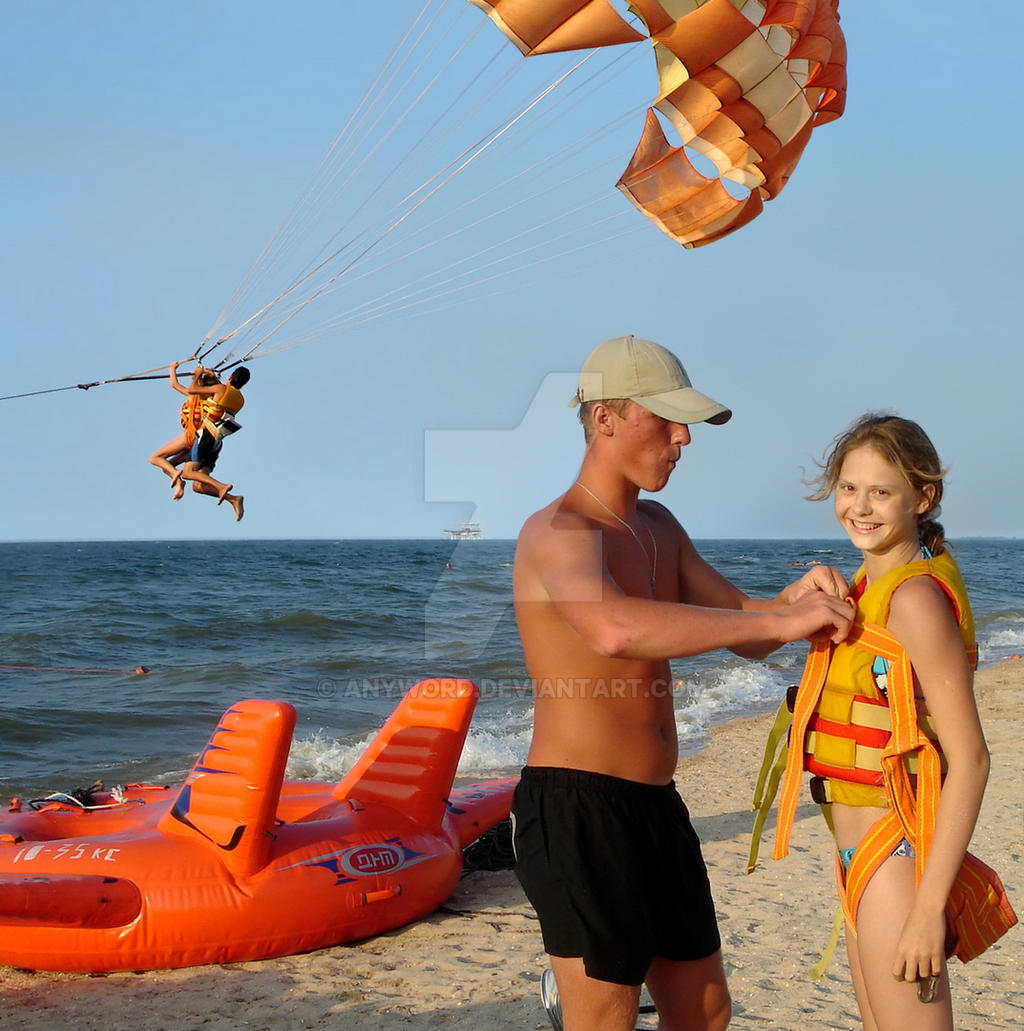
(0, 679), (517, 972)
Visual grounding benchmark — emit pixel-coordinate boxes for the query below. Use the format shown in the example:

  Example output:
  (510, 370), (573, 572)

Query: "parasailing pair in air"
(148, 362), (249, 522)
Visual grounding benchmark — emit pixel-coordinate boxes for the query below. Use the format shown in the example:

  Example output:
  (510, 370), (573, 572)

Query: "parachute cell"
(472, 0), (846, 248)
(467, 0), (647, 55)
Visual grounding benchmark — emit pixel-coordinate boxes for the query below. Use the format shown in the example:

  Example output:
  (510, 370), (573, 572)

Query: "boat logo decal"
(277, 837), (434, 884)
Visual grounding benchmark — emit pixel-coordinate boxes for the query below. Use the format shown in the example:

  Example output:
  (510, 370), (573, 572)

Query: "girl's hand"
(891, 903), (946, 988)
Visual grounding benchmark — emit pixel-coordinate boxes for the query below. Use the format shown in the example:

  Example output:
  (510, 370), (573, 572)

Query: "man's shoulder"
(520, 494), (594, 533)
(638, 498), (687, 536)
(517, 495), (600, 563)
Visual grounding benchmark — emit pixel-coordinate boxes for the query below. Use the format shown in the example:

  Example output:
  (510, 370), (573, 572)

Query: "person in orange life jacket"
(148, 364), (221, 496)
(175, 365), (250, 522)
(782, 414), (995, 1031)
(511, 335), (855, 1031)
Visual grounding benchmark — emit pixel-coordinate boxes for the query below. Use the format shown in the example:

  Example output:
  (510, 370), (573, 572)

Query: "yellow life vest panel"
(804, 549), (976, 806)
(199, 384), (245, 440)
(210, 384), (244, 419)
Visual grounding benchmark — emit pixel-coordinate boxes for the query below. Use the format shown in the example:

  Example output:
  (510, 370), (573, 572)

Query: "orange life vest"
(179, 395), (205, 447)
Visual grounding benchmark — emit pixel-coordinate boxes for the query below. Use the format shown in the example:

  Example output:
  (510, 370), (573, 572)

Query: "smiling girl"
(755, 413), (1016, 1031)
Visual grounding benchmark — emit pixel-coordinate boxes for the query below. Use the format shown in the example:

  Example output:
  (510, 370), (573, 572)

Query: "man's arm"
(519, 507), (853, 662)
(645, 504), (850, 659)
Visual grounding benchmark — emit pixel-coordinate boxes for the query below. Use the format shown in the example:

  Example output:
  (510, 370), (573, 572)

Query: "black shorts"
(512, 766), (721, 986)
(190, 430), (221, 472)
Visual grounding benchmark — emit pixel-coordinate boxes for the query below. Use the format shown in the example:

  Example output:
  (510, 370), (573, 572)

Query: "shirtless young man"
(512, 335), (854, 1031)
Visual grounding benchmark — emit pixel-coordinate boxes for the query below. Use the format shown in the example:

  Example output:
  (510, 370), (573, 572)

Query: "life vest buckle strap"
(809, 776), (830, 805)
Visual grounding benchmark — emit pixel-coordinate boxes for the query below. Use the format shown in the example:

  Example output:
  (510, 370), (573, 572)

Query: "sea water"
(1, 538), (1021, 800)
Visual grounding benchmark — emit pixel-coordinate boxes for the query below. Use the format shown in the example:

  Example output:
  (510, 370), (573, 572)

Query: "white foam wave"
(978, 617), (1024, 664)
(674, 663), (789, 754)
(283, 665), (795, 781)
(286, 728), (369, 782)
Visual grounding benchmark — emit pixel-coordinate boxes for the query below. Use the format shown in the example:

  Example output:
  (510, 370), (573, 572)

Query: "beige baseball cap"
(569, 335), (731, 425)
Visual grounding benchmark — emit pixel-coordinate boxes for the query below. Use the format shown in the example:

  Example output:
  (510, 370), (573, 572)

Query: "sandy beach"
(3, 660), (1021, 1031)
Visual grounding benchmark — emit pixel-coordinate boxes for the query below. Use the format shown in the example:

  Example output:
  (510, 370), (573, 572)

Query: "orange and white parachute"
(469, 0), (846, 248)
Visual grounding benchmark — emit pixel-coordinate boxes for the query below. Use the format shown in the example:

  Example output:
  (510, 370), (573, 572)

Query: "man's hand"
(777, 590), (855, 645)
(783, 564), (849, 604)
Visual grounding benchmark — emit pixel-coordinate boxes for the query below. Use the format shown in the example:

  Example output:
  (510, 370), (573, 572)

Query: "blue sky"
(2, 2), (1020, 542)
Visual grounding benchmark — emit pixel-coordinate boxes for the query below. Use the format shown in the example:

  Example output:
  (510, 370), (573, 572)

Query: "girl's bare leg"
(848, 854), (952, 1031)
(149, 436), (189, 480)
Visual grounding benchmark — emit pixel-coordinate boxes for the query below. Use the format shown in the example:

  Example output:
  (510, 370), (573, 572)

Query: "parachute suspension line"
(205, 33), (506, 365)
(270, 216), (646, 350)
(272, 20), (500, 313)
(316, 205), (633, 338)
(209, 10), (654, 369)
(323, 157), (629, 324)
(361, 102), (638, 279)
(268, 5), (481, 287)
(386, 47), (600, 216)
(328, 40), (640, 287)
(362, 64), (640, 272)
(266, 63), (642, 343)
(339, 35), (648, 305)
(353, 197), (635, 314)
(267, 179), (638, 341)
(512, 46), (647, 157)
(348, 48), (603, 267)
(225, 49), (602, 362)
(198, 1), (450, 358)
(202, 4), (493, 367)
(210, 0), (653, 367)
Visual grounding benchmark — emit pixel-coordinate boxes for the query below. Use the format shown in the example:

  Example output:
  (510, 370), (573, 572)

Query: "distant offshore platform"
(443, 521), (482, 540)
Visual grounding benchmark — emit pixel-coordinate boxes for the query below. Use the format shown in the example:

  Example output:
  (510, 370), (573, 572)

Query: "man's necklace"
(575, 480), (657, 592)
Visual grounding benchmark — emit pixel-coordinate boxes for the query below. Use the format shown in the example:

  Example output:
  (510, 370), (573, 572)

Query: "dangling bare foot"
(230, 496), (244, 522)
(216, 483), (234, 505)
(171, 480), (185, 501)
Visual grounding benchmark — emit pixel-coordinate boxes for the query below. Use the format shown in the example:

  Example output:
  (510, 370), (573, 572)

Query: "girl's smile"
(834, 445), (934, 575)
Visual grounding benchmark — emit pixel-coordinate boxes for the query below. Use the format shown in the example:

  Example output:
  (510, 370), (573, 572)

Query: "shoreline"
(3, 661), (1022, 1030)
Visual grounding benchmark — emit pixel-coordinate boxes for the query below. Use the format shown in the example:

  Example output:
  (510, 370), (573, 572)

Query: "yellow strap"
(747, 698), (793, 873)
(809, 901), (846, 980)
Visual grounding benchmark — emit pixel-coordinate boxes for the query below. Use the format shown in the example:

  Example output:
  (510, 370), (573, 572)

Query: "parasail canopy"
(470, 0), (846, 247)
